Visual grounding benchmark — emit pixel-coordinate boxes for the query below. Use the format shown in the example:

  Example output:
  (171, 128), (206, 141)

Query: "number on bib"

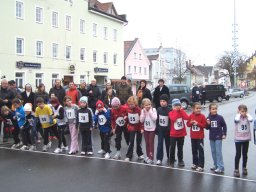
(79, 113), (89, 123)
(159, 115), (168, 126)
(238, 124), (248, 133)
(98, 115), (107, 125)
(192, 125), (200, 132)
(116, 117), (125, 126)
(174, 118), (183, 130)
(128, 113), (139, 124)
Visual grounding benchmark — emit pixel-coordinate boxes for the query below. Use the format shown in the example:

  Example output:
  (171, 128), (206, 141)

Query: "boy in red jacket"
(169, 98), (189, 167)
(187, 102), (207, 172)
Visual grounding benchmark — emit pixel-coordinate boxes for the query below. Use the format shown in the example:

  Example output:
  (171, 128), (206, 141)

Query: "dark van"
(204, 84), (227, 102)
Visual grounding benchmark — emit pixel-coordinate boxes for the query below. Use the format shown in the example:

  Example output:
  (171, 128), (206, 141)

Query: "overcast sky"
(101, 0), (256, 66)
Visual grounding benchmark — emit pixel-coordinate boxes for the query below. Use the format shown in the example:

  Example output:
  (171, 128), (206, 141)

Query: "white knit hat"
(24, 103), (32, 112)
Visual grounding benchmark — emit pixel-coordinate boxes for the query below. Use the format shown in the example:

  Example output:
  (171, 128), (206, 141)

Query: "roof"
(194, 65), (213, 77)
(124, 38), (138, 60)
(147, 54), (159, 63)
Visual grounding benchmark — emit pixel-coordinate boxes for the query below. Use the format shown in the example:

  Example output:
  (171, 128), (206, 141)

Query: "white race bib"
(79, 113), (89, 123)
(39, 115), (50, 123)
(98, 115), (107, 125)
(210, 121), (218, 128)
(144, 118), (154, 129)
(238, 124), (249, 133)
(192, 125), (200, 132)
(116, 117), (125, 127)
(66, 109), (76, 119)
(159, 115), (168, 127)
(174, 118), (183, 130)
(128, 113), (139, 124)
(196, 91), (199, 94)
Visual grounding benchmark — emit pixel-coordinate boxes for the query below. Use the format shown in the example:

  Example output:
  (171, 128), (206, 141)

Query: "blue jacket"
(15, 106), (26, 128)
(94, 109), (111, 133)
(207, 114), (227, 140)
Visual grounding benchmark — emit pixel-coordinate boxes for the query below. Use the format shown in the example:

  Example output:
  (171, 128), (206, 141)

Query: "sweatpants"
(169, 136), (184, 164)
(235, 141), (249, 169)
(58, 125), (67, 148)
(100, 131), (111, 153)
(80, 128), (92, 152)
(68, 122), (79, 153)
(21, 128), (32, 146)
(126, 130), (143, 159)
(144, 130), (155, 160)
(43, 124), (59, 145)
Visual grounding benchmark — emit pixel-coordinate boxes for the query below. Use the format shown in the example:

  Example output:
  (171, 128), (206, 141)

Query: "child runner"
(50, 96), (68, 153)
(168, 98), (189, 167)
(206, 103), (227, 174)
(34, 97), (59, 152)
(111, 97), (127, 159)
(124, 96), (144, 162)
(233, 104), (253, 177)
(140, 98), (157, 164)
(63, 96), (79, 155)
(94, 100), (112, 159)
(77, 96), (94, 155)
(156, 94), (171, 165)
(187, 102), (207, 172)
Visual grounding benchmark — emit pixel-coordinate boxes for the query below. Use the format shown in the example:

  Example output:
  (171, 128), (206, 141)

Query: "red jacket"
(186, 113), (207, 139)
(126, 106), (143, 132)
(66, 87), (80, 104)
(169, 109), (189, 137)
(111, 105), (127, 129)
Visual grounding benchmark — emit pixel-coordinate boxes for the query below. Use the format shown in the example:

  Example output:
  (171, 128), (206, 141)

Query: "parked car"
(204, 84), (228, 102)
(228, 88), (245, 98)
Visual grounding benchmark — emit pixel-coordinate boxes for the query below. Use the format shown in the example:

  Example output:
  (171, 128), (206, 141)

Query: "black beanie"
(159, 94), (169, 102)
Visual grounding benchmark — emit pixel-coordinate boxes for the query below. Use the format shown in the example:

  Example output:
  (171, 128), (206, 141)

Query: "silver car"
(228, 88), (245, 98)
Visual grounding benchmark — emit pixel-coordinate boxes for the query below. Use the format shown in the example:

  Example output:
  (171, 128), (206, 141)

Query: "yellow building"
(0, 0), (127, 90)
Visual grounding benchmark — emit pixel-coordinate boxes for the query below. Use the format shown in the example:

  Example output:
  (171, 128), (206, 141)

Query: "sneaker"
(144, 157), (149, 163)
(124, 157), (130, 162)
(16, 142), (23, 148)
(20, 145), (28, 150)
(80, 151), (86, 155)
(54, 148), (62, 154)
(214, 169), (224, 174)
(191, 164), (197, 170)
(29, 145), (36, 151)
(234, 169), (240, 178)
(196, 167), (204, 172)
(178, 160), (185, 167)
(242, 168), (248, 176)
(156, 160), (162, 165)
(113, 151), (121, 159)
(146, 159), (153, 164)
(11, 144), (17, 149)
(68, 151), (76, 155)
(87, 151), (94, 155)
(210, 166), (217, 171)
(62, 146), (69, 151)
(42, 145), (47, 152)
(138, 155), (144, 160)
(97, 149), (106, 154)
(47, 141), (52, 149)
(104, 153), (111, 159)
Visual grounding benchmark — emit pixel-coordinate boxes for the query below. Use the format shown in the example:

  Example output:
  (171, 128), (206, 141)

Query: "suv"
(168, 84), (192, 109)
(204, 84), (227, 102)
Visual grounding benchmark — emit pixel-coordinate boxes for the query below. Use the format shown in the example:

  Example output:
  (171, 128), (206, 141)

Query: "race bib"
(66, 109), (76, 119)
(211, 121), (218, 128)
(98, 115), (107, 125)
(238, 124), (249, 133)
(192, 125), (200, 132)
(128, 113), (139, 124)
(79, 113), (89, 123)
(196, 91), (199, 94)
(159, 115), (168, 126)
(174, 118), (183, 130)
(144, 118), (154, 129)
(116, 117), (125, 126)
(39, 115), (50, 123)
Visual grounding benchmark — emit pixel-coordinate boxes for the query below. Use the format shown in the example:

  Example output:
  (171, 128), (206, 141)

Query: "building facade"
(0, 0), (126, 90)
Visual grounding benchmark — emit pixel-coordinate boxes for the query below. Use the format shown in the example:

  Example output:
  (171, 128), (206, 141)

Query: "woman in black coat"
(20, 83), (36, 111)
(153, 79), (170, 109)
(137, 80), (152, 106)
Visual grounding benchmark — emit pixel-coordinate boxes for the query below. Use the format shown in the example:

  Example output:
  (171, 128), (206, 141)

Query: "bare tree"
(172, 49), (187, 84)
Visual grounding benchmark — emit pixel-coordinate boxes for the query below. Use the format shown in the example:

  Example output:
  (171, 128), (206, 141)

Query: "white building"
(0, 0), (127, 90)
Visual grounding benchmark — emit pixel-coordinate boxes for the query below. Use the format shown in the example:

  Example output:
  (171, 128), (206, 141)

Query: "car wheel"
(240, 94), (244, 98)
(181, 100), (188, 110)
(217, 96), (222, 102)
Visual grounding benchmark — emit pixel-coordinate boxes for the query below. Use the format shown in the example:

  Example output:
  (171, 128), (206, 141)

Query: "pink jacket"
(140, 108), (157, 131)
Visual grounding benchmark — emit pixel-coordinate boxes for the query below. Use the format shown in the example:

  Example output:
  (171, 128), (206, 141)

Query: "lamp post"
(232, 0), (238, 88)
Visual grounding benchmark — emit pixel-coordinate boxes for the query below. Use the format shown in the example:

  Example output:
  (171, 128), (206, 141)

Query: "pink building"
(124, 38), (151, 94)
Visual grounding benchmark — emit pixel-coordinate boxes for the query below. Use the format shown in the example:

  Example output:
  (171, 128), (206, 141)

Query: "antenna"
(232, 0), (238, 87)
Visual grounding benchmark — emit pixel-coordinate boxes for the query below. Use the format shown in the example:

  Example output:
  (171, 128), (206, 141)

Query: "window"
(15, 72), (25, 88)
(103, 27), (108, 39)
(35, 73), (43, 87)
(113, 54), (117, 65)
(52, 12), (58, 27)
(16, 1), (24, 19)
(80, 19), (85, 33)
(103, 52), (108, 64)
(93, 23), (97, 37)
(144, 67), (147, 75)
(16, 38), (24, 55)
(52, 43), (58, 58)
(66, 15), (71, 30)
(36, 7), (43, 23)
(139, 67), (141, 74)
(113, 29), (117, 41)
(36, 41), (43, 57)
(52, 73), (59, 86)
(134, 52), (137, 59)
(80, 48), (85, 61)
(134, 66), (136, 73)
(66, 46), (71, 60)
(80, 75), (85, 83)
(139, 54), (142, 60)
(93, 50), (97, 63)
(128, 66), (131, 73)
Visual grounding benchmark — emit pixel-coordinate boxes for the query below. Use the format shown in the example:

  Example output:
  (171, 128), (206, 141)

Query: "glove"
(95, 110), (99, 115)
(103, 108), (107, 113)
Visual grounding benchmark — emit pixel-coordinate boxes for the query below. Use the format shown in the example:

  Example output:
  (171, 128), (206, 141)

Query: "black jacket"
(77, 107), (93, 130)
(86, 84), (101, 110)
(0, 88), (15, 109)
(153, 85), (170, 109)
(21, 91), (35, 110)
(49, 86), (66, 105)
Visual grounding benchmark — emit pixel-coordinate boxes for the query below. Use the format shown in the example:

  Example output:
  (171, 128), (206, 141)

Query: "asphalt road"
(0, 93), (256, 192)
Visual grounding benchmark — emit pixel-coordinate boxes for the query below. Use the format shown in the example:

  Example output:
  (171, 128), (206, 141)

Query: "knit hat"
(172, 98), (181, 106)
(111, 97), (121, 107)
(96, 100), (104, 110)
(159, 94), (169, 102)
(24, 103), (32, 112)
(80, 96), (88, 103)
